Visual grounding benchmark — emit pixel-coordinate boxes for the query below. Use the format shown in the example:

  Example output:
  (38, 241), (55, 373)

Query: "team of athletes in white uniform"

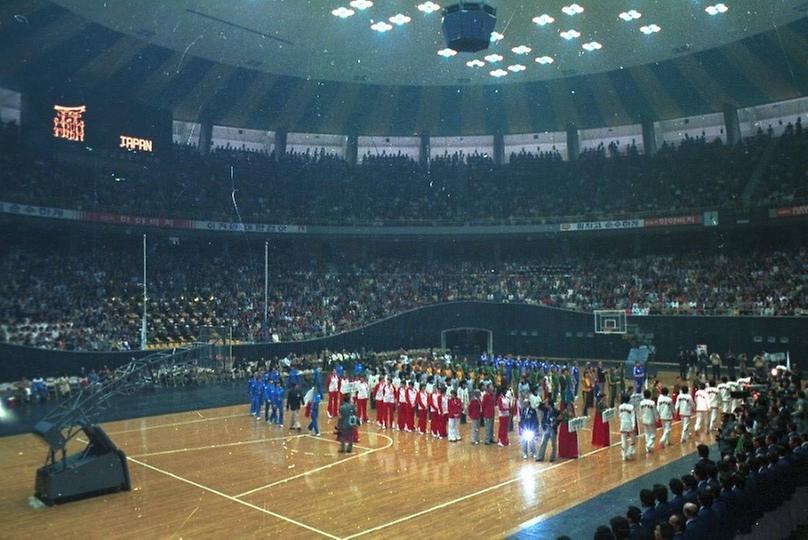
(618, 376), (745, 461)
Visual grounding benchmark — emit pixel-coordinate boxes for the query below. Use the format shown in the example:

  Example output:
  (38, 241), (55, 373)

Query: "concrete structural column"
(493, 132), (505, 165)
(566, 123), (580, 161)
(274, 128), (287, 161)
(723, 104), (741, 146)
(641, 117), (657, 156)
(345, 134), (358, 165)
(198, 119), (213, 155)
(419, 132), (430, 166)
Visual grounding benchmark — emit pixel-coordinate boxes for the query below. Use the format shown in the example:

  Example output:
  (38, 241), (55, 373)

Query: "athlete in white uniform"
(639, 390), (659, 453)
(657, 387), (674, 448)
(676, 386), (695, 443)
(619, 395), (637, 461)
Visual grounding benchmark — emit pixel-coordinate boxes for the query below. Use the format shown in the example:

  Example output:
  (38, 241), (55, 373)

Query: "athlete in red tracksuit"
(373, 378), (385, 426)
(382, 379), (396, 429)
(406, 383), (417, 431)
(430, 389), (442, 437)
(439, 389), (449, 438)
(355, 376), (369, 424)
(327, 370), (340, 418)
(417, 387), (429, 434)
(396, 381), (409, 431)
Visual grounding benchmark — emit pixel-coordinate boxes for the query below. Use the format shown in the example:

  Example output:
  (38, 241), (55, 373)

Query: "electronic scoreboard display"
(26, 88), (172, 156)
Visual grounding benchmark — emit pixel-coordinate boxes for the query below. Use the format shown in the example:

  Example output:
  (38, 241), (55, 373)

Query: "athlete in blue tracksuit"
(572, 365), (580, 397)
(249, 374), (261, 416)
(263, 378), (273, 422)
(633, 362), (646, 391)
(288, 367), (301, 389)
(307, 390), (321, 435)
(274, 383), (285, 425)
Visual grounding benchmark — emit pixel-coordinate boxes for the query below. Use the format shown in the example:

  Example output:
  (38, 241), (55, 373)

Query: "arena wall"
(1, 302), (803, 380)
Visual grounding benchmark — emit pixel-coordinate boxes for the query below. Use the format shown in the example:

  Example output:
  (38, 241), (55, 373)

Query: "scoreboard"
(26, 89), (172, 156)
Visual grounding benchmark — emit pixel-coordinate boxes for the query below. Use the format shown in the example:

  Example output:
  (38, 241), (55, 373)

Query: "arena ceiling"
(1, 0), (808, 136)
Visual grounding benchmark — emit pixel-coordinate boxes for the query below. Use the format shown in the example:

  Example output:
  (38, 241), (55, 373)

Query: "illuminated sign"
(119, 135), (153, 152)
(53, 105), (86, 142)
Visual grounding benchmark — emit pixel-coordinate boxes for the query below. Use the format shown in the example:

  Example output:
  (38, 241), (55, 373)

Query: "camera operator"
(715, 412), (738, 458)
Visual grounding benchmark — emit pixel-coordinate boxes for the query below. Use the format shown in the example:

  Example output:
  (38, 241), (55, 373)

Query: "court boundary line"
(234, 432), (394, 499)
(102, 411), (246, 435)
(127, 456), (341, 539)
(130, 434), (305, 458)
(342, 420), (685, 539)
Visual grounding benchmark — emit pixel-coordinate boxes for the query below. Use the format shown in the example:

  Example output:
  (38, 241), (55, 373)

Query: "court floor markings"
(129, 434), (305, 458)
(102, 410), (247, 435)
(234, 432), (394, 498)
(127, 456), (340, 539)
(340, 420), (686, 539)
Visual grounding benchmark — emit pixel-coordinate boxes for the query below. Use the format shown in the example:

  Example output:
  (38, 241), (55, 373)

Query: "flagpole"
(141, 234), (147, 350)
(264, 240), (269, 340)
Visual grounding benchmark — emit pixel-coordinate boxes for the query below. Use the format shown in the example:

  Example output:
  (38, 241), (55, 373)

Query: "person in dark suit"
(696, 491), (717, 538)
(668, 478), (686, 517)
(609, 516), (630, 540)
(695, 444), (715, 467)
(639, 489), (658, 533)
(627, 506), (652, 540)
(683, 503), (704, 539)
(653, 484), (672, 525)
(668, 514), (686, 540)
(681, 475), (699, 506)
(337, 395), (356, 453)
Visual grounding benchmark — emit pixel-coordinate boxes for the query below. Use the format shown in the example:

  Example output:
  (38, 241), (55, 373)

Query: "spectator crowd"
(0, 118), (805, 226)
(1, 241), (805, 351)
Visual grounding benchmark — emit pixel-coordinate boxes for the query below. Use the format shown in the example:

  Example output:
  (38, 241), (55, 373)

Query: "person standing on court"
(676, 385), (694, 443)
(468, 389), (482, 444)
(536, 398), (561, 462)
(338, 395), (357, 453)
(307, 387), (322, 436)
(482, 384), (496, 444)
(639, 389), (659, 453)
(633, 361), (646, 392)
(287, 383), (304, 431)
(657, 386), (674, 448)
(619, 394), (637, 461)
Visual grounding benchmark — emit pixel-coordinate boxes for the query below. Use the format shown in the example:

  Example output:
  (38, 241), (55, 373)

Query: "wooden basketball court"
(0, 394), (705, 539)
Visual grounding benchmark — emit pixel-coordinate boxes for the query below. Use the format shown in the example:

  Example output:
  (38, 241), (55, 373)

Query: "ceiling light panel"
(371, 21), (392, 32)
(417, 1), (440, 14)
(484, 53), (503, 62)
(507, 64), (526, 72)
(511, 45), (532, 55)
(618, 10), (641, 21)
(705, 3), (729, 15)
(639, 24), (661, 34)
(437, 48), (457, 57)
(490, 31), (504, 42)
(560, 29), (581, 40)
(332, 7), (355, 18)
(466, 59), (485, 67)
(490, 69), (508, 77)
(535, 56), (554, 64)
(532, 14), (555, 26)
(561, 4), (584, 16)
(388, 13), (411, 25)
(350, 0), (373, 10)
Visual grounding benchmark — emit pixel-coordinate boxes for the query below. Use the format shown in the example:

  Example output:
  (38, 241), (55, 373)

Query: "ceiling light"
(371, 21), (392, 32)
(535, 56), (554, 64)
(437, 47), (458, 57)
(466, 59), (485, 67)
(490, 31), (504, 42)
(561, 3), (584, 16)
(507, 64), (526, 72)
(705, 3), (729, 15)
(512, 45), (532, 55)
(332, 7), (355, 18)
(389, 13), (411, 25)
(350, 0), (373, 9)
(582, 41), (602, 51)
(417, 1), (440, 14)
(639, 24), (661, 34)
(618, 10), (641, 21)
(484, 53), (503, 62)
(532, 14), (555, 26)
(560, 29), (581, 40)
(490, 69), (508, 77)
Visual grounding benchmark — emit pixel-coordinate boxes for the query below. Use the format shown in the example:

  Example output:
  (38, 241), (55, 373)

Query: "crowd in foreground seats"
(1, 243), (805, 351)
(1, 119), (805, 225)
(587, 367), (807, 540)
